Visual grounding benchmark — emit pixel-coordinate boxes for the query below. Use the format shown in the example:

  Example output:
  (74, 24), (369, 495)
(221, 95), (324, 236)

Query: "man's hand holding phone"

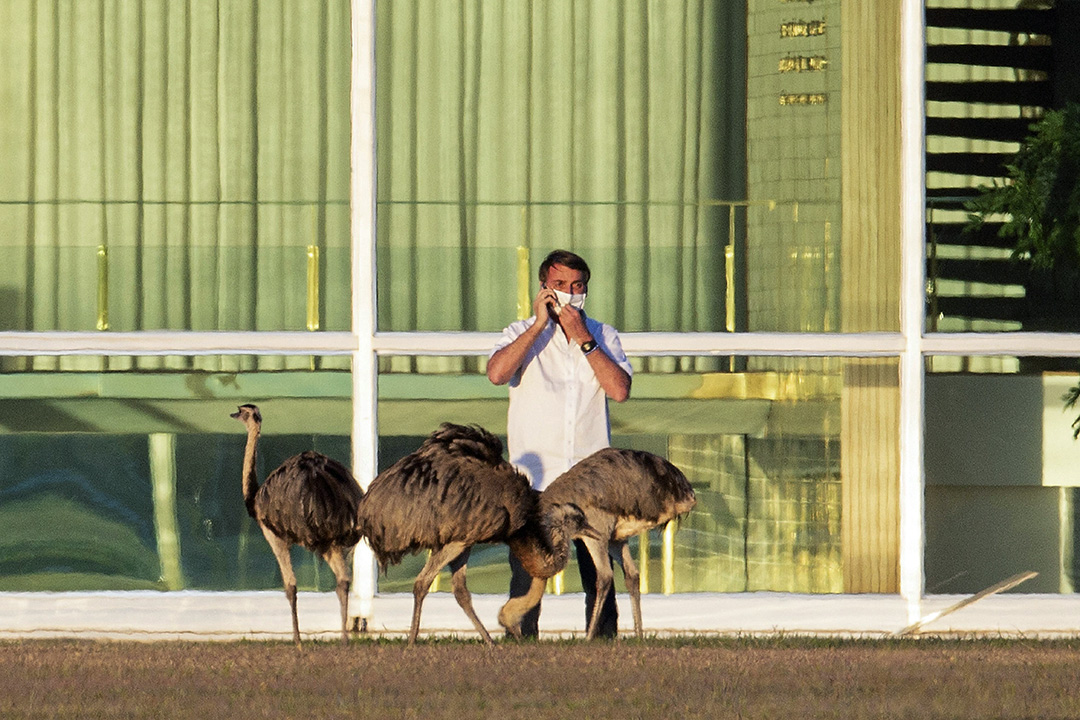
(534, 287), (561, 323)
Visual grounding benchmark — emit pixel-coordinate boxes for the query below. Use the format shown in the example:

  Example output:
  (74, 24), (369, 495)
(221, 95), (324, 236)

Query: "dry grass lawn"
(2, 637), (1079, 719)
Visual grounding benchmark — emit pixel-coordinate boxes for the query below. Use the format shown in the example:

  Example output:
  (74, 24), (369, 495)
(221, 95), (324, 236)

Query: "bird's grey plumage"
(516, 447), (696, 639)
(541, 448), (695, 539)
(358, 451), (533, 569)
(356, 422), (535, 645)
(231, 403), (363, 646)
(253, 451), (363, 555)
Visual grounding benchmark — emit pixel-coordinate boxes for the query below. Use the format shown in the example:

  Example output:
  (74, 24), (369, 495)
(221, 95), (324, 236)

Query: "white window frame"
(4, 0), (1080, 628)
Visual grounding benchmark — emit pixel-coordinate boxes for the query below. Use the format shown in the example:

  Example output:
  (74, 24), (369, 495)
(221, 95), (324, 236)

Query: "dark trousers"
(507, 541), (618, 638)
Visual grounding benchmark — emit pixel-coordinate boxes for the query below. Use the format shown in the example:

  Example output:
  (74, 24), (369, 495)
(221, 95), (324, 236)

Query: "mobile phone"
(543, 286), (561, 320)
(547, 297), (562, 320)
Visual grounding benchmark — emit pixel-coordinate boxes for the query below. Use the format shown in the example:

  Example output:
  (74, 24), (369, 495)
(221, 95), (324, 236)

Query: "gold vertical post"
(516, 243), (531, 321)
(726, 204), (737, 371)
(96, 245), (109, 330)
(548, 570), (565, 595)
(306, 245), (320, 331)
(638, 531), (650, 594)
(725, 243), (735, 333)
(662, 521), (676, 595)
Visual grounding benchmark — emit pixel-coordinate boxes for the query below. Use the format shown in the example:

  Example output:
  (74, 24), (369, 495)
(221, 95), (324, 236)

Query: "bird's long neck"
(241, 423), (261, 518)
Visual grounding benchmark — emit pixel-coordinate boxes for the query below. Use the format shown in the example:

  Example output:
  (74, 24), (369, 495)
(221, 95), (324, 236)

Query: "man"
(487, 249), (632, 637)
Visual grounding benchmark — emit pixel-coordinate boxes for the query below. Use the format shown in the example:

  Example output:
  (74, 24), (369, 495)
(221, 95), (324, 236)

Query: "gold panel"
(780, 93), (827, 105)
(778, 56), (829, 73)
(781, 21), (827, 38)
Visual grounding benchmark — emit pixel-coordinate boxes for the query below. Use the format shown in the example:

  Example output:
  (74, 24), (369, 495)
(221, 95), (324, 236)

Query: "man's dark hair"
(538, 249), (591, 285)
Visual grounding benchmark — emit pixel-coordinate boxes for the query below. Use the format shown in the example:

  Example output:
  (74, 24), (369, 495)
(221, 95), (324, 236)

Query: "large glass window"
(0, 2), (352, 332)
(369, 0), (909, 599)
(0, 355), (351, 592)
(926, 356), (1080, 594)
(924, 0), (1076, 334)
(0, 0), (940, 616)
(374, 2), (875, 335)
(377, 354), (898, 595)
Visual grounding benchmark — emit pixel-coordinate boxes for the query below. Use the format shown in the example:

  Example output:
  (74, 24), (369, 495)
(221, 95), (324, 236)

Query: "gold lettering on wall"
(781, 20), (826, 38)
(780, 93), (827, 106)
(778, 55), (828, 73)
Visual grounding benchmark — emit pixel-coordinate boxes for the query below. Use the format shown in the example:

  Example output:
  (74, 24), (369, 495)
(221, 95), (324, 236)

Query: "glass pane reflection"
(0, 356), (351, 592)
(378, 355), (898, 595)
(926, 357), (1080, 594)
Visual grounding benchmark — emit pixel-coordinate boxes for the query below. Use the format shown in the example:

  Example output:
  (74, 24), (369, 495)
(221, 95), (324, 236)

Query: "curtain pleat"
(0, 0), (352, 371)
(376, 0), (742, 375)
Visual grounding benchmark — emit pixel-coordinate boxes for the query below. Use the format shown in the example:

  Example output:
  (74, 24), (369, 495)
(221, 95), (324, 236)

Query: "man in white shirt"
(487, 249), (632, 637)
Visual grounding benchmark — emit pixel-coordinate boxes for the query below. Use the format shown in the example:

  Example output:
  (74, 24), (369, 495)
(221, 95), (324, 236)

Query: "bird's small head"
(230, 404), (262, 425)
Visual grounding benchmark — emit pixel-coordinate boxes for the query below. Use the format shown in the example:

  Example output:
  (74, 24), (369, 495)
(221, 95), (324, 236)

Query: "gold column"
(840, 0), (903, 593)
(516, 244), (531, 322)
(638, 531), (650, 594)
(306, 245), (321, 331)
(96, 245), (109, 330)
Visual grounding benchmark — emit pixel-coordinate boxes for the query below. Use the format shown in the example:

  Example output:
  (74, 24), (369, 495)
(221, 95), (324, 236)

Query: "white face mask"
(551, 287), (586, 312)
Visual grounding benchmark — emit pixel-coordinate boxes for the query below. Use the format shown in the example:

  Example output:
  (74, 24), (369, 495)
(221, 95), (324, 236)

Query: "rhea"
(356, 422), (595, 646)
(498, 447), (696, 640)
(231, 404), (363, 646)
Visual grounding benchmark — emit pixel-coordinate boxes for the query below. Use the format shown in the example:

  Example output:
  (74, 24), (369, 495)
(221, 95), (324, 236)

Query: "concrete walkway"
(2, 591), (1079, 642)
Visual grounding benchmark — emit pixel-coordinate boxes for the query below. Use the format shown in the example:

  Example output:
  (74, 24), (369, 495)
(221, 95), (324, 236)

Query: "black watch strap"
(580, 339), (598, 355)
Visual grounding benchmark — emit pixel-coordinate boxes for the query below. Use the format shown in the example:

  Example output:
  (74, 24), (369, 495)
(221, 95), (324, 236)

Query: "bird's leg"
(323, 547), (352, 646)
(498, 575), (546, 639)
(261, 525), (301, 647)
(409, 542), (467, 646)
(579, 537), (613, 641)
(617, 542), (643, 639)
(447, 549), (494, 646)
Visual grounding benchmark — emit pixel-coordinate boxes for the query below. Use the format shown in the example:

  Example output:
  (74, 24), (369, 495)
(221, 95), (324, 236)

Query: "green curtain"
(0, 0), (351, 371)
(375, 0), (745, 353)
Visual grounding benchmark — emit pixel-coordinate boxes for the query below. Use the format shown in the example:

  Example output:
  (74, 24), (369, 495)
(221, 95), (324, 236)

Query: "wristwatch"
(580, 338), (598, 355)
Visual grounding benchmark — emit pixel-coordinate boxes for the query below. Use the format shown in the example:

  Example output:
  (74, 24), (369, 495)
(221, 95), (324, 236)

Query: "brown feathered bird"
(231, 404), (363, 646)
(356, 422), (593, 645)
(498, 495), (600, 638)
(499, 447), (696, 640)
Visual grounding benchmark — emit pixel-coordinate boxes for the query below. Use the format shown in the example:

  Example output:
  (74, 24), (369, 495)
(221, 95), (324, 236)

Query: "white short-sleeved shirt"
(491, 315), (632, 491)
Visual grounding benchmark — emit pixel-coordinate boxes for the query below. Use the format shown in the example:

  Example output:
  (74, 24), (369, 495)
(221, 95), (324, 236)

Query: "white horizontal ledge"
(922, 333), (1080, 357)
(0, 331), (907, 357)
(0, 331), (356, 356)
(620, 332), (906, 356)
(4, 331), (1080, 359)
(371, 332), (499, 354)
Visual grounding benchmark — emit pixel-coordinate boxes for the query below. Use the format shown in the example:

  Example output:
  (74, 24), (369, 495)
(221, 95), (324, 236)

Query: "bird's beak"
(579, 521), (602, 541)
(230, 408), (242, 419)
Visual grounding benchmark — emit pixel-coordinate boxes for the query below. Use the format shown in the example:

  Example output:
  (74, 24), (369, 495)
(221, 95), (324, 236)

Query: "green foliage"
(1065, 381), (1080, 440)
(966, 104), (1080, 269)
